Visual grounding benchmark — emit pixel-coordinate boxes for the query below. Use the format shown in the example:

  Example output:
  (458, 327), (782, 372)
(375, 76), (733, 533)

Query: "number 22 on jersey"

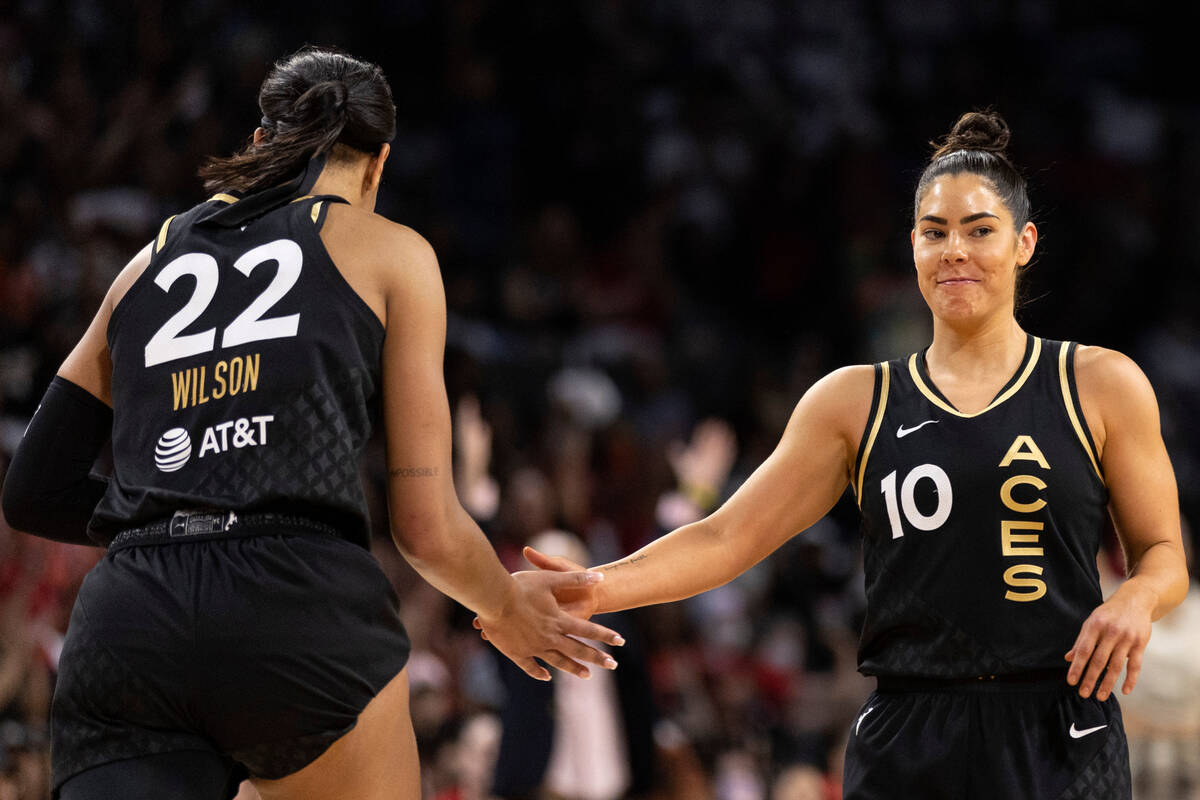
(144, 239), (302, 368)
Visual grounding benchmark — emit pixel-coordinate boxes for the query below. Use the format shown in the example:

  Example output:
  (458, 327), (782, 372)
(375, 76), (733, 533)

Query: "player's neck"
(310, 162), (374, 209)
(926, 313), (1027, 383)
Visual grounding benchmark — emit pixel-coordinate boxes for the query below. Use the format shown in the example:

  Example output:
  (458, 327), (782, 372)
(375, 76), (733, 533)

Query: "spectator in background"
(491, 529), (656, 800)
(2, 4), (1198, 799)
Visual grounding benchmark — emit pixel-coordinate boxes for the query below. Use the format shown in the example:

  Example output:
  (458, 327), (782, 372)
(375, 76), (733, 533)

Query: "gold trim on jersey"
(907, 337), (1042, 418)
(209, 193), (239, 205)
(154, 215), (177, 254)
(311, 201), (324, 223)
(855, 361), (890, 506)
(291, 195), (314, 204)
(1058, 341), (1104, 483)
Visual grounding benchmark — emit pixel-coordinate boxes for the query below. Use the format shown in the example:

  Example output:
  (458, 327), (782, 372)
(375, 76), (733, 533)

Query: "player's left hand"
(1065, 581), (1156, 701)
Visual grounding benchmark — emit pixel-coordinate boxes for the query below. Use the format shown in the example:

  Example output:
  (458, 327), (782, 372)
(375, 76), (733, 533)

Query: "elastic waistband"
(108, 509), (342, 551)
(875, 668), (1070, 693)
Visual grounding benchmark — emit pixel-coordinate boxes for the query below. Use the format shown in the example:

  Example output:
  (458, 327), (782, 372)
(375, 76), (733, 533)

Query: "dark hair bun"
(931, 110), (1010, 160)
(292, 80), (349, 127)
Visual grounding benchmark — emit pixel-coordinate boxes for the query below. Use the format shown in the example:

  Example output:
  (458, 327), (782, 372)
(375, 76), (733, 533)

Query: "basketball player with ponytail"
(514, 110), (1188, 798)
(2, 47), (621, 800)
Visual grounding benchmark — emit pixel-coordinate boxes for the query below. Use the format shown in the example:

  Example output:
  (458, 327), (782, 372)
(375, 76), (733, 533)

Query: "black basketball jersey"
(851, 335), (1108, 678)
(90, 174), (384, 548)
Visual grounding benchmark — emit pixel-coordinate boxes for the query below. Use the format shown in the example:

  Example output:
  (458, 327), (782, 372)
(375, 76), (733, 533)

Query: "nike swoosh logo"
(1069, 723), (1107, 739)
(896, 420), (939, 438)
(856, 706), (877, 735)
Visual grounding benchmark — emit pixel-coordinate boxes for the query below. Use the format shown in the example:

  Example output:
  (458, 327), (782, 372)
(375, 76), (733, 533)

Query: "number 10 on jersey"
(880, 464), (953, 539)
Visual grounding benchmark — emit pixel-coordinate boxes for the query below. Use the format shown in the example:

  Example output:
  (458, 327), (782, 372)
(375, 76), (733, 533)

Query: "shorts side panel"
(1055, 697), (1131, 800)
(969, 687), (1130, 800)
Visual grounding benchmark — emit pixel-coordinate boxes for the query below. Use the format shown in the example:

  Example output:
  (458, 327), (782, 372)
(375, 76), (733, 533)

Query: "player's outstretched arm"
(1065, 346), (1189, 701)
(374, 222), (622, 680)
(525, 365), (875, 617)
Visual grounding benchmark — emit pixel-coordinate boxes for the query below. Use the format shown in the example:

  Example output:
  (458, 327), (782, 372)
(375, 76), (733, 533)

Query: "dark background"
(1, 2), (1197, 798)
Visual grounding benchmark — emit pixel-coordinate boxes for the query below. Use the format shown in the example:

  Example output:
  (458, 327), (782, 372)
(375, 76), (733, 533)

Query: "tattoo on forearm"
(603, 554), (648, 571)
(389, 466), (439, 478)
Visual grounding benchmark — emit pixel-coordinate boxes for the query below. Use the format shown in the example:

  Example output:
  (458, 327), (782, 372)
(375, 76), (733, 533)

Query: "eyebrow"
(918, 212), (1001, 225)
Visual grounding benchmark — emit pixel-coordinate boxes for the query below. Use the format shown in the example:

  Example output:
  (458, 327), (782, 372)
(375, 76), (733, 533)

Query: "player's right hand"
(474, 566), (623, 682)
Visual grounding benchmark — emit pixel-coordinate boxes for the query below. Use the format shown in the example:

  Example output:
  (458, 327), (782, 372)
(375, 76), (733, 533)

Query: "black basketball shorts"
(843, 673), (1131, 799)
(50, 527), (410, 797)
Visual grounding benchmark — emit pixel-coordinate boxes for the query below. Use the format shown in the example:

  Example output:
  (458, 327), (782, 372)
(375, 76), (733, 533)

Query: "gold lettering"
(999, 435), (1050, 470)
(1004, 564), (1046, 602)
(170, 355), (262, 409)
(1001, 475), (1047, 513)
(229, 357), (244, 394)
(197, 366), (209, 405)
(1001, 520), (1044, 556)
(172, 370), (192, 410)
(244, 353), (260, 392)
(212, 360), (227, 400)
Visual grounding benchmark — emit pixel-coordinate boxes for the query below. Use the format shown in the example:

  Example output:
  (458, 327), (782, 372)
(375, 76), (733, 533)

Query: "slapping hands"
(475, 557), (621, 681)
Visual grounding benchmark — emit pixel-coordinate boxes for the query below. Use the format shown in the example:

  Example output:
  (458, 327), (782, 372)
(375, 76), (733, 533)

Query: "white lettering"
(199, 427), (221, 458)
(193, 416), (274, 458)
(252, 415), (274, 444)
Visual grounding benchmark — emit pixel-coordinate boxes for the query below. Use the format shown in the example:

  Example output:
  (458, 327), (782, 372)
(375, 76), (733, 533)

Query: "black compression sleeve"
(1, 376), (112, 546)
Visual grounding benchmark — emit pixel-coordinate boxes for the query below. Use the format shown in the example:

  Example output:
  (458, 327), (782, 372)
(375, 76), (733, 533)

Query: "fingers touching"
(523, 545), (586, 572)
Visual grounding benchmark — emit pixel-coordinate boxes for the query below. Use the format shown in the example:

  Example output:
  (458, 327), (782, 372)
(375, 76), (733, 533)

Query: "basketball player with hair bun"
(2, 46), (620, 800)
(512, 110), (1188, 799)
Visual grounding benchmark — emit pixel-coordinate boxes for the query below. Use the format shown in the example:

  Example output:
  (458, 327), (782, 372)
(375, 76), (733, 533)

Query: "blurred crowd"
(2, 1), (1199, 798)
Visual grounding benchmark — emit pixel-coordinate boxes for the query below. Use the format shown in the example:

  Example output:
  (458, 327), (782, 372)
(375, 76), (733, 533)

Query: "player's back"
(91, 187), (384, 547)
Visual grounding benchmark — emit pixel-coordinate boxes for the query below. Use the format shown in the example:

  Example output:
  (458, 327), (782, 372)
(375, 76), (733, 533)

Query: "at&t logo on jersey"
(155, 428), (193, 472)
(153, 415), (274, 472)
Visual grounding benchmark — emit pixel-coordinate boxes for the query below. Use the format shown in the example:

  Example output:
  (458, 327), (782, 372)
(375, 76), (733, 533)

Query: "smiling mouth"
(937, 278), (979, 286)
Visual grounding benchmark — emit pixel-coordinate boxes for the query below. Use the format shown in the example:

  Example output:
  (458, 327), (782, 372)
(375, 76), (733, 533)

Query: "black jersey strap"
(1, 377), (112, 546)
(198, 154), (327, 228)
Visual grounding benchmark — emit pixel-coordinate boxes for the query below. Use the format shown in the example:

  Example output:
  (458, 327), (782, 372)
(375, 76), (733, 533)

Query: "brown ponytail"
(199, 47), (395, 195)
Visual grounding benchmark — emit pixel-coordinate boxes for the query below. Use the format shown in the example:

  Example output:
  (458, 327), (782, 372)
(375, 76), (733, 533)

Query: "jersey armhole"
(108, 219), (178, 344)
(853, 361), (890, 506)
(1058, 341), (1105, 485)
(301, 200), (386, 340)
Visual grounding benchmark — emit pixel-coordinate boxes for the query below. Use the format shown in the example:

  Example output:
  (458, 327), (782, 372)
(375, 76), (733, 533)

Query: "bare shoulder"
(1074, 345), (1159, 410)
(1074, 345), (1162, 456)
(790, 363), (878, 443)
(321, 206), (443, 326)
(325, 205), (437, 266)
(804, 364), (877, 409)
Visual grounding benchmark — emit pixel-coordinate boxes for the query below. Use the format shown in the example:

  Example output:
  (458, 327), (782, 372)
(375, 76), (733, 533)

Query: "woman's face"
(911, 173), (1037, 327)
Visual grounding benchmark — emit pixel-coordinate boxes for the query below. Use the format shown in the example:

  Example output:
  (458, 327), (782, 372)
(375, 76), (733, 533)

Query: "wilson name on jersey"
(90, 186), (384, 547)
(852, 336), (1108, 678)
